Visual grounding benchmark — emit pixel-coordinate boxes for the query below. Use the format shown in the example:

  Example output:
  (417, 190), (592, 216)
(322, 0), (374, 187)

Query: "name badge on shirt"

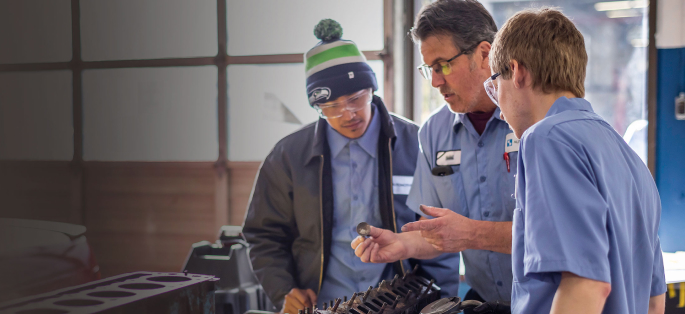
(436, 150), (461, 166)
(505, 133), (520, 153)
(392, 175), (413, 195)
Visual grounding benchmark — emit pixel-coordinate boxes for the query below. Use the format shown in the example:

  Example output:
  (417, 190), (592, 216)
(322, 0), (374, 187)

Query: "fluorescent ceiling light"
(606, 9), (641, 18)
(595, 0), (648, 11)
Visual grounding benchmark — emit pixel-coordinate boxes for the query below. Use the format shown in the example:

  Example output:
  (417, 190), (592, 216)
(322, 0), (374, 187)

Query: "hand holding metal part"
(351, 223), (411, 264)
(356, 222), (371, 237)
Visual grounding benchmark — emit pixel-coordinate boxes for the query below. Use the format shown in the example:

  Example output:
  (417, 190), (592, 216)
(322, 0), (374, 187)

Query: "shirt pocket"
(512, 207), (530, 283)
(432, 165), (468, 217)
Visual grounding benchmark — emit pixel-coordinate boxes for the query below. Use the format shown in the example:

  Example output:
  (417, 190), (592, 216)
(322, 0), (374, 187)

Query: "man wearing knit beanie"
(243, 19), (460, 314)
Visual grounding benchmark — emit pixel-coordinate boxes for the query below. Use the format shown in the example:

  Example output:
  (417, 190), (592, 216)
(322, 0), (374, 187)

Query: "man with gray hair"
(353, 1), (515, 313)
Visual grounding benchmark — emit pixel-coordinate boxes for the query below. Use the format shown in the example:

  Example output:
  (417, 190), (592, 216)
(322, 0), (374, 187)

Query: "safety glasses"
(484, 73), (501, 107)
(417, 43), (479, 81)
(314, 89), (373, 119)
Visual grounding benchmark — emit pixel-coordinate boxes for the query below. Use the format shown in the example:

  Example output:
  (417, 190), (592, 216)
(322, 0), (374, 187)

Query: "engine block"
(309, 266), (440, 314)
(0, 271), (218, 314)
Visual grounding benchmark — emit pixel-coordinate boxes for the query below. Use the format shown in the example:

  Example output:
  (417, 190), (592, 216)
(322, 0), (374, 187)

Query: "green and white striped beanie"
(305, 19), (378, 106)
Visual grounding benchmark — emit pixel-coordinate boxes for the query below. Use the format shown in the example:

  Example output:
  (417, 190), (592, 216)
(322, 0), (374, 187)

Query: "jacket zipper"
(318, 155), (325, 294)
(388, 139), (406, 274)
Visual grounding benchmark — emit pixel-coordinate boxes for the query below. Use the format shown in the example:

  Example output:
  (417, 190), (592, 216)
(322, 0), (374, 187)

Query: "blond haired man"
(485, 8), (666, 314)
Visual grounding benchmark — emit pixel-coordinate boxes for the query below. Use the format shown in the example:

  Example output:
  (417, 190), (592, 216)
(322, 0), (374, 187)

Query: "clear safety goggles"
(484, 72), (501, 107)
(314, 89), (373, 119)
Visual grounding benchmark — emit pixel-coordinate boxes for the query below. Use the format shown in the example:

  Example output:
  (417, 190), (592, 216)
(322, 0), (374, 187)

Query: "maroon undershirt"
(466, 109), (496, 135)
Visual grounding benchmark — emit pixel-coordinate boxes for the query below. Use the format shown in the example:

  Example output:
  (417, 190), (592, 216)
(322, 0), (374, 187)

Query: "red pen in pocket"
(503, 152), (510, 172)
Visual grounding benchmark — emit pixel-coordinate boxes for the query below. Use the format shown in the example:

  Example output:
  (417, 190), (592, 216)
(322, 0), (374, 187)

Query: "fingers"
(370, 242), (380, 263)
(403, 206), (450, 232)
(287, 289), (310, 309)
(282, 288), (318, 314)
(419, 204), (451, 218)
(305, 289), (317, 307)
(367, 225), (384, 238)
(401, 220), (420, 232)
(283, 296), (305, 314)
(351, 236), (365, 250)
(283, 303), (302, 314)
(402, 219), (439, 232)
(360, 238), (374, 263)
(352, 227), (388, 250)
(354, 237), (373, 258)
(290, 288), (308, 303)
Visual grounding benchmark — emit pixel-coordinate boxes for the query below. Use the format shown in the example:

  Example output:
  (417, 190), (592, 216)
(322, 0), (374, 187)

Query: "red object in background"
(503, 152), (510, 173)
(0, 218), (100, 304)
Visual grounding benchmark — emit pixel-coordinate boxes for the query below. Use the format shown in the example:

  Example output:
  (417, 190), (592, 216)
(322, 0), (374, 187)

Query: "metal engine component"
(356, 222), (371, 238)
(312, 266), (440, 314)
(419, 297), (483, 314)
(0, 271), (218, 314)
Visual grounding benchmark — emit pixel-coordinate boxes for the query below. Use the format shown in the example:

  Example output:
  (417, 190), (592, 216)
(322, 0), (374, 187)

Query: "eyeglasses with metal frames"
(417, 42), (480, 81)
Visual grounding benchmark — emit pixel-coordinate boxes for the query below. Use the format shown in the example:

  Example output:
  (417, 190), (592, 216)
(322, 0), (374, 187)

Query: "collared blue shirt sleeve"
(651, 237), (666, 296)
(512, 97), (665, 314)
(519, 132), (611, 283)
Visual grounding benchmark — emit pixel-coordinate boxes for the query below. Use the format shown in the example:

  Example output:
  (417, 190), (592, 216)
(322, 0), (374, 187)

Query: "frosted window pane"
(481, 0), (648, 137)
(228, 64), (316, 161)
(83, 67), (218, 161)
(368, 60), (385, 104)
(228, 62), (385, 161)
(227, 0), (383, 56)
(0, 0), (72, 64)
(81, 0), (218, 61)
(0, 71), (73, 160)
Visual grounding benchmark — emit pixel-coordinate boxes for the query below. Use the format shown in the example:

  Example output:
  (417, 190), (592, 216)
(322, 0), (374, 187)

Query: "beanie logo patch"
(348, 71), (354, 79)
(309, 87), (331, 104)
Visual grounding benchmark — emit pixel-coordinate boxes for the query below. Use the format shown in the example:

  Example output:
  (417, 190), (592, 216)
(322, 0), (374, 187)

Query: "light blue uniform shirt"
(407, 105), (516, 302)
(512, 97), (666, 314)
(319, 105), (392, 304)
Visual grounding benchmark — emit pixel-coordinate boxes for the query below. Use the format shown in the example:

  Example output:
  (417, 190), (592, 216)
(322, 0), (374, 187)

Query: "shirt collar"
(452, 106), (504, 131)
(326, 104), (381, 158)
(545, 96), (594, 118)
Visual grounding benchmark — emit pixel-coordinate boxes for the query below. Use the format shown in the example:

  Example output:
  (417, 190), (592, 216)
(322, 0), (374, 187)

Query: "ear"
(478, 41), (492, 70)
(510, 60), (529, 89)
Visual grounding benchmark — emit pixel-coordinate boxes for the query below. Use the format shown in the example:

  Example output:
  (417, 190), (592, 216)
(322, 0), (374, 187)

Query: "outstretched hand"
(401, 205), (475, 253)
(351, 225), (409, 263)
